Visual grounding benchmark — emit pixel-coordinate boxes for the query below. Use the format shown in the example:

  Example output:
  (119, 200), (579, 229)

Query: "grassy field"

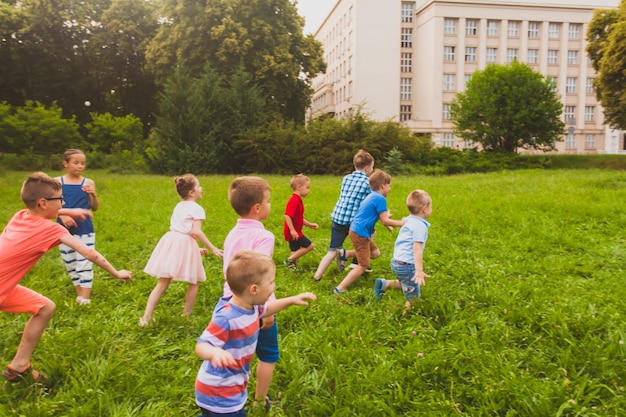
(0, 169), (624, 416)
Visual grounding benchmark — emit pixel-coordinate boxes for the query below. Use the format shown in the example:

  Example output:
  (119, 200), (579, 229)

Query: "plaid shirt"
(330, 171), (371, 225)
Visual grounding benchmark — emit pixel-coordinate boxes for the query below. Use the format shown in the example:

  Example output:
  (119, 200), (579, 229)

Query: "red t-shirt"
(0, 210), (68, 303)
(283, 193), (304, 241)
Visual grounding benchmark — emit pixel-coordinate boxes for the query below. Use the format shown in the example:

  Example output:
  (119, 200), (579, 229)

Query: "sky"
(295, 0), (337, 34)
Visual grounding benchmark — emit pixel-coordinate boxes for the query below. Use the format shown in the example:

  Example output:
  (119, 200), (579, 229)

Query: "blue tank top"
(58, 177), (94, 235)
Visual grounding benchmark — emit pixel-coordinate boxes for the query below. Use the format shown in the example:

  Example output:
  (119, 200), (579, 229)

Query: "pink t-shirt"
(0, 210), (68, 303)
(222, 218), (274, 298)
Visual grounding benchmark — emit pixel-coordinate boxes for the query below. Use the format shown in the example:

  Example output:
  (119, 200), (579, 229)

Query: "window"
(564, 106), (576, 122)
(585, 134), (596, 149)
(444, 46), (455, 61)
(466, 19), (478, 36)
(527, 49), (538, 64)
(586, 78), (595, 94)
(401, 28), (413, 48)
(465, 73), (473, 85)
(528, 22), (539, 38)
(508, 21), (519, 37)
(443, 74), (455, 91)
(507, 48), (518, 62)
(444, 18), (457, 35)
(569, 24), (580, 40)
(585, 106), (595, 122)
(549, 23), (560, 39)
(465, 47), (477, 62)
(400, 78), (412, 100)
(549, 76), (558, 92)
(567, 50), (578, 65)
(487, 21), (498, 36)
(443, 133), (455, 147)
(401, 52), (412, 72)
(401, 3), (414, 23)
(400, 105), (412, 121)
(547, 50), (558, 65)
(565, 133), (576, 149)
(486, 47), (497, 63)
(442, 103), (451, 120)
(566, 77), (577, 94)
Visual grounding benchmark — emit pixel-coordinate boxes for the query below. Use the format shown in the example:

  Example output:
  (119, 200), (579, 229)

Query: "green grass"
(0, 169), (625, 416)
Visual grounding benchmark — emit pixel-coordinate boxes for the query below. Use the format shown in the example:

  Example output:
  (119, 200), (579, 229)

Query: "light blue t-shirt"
(392, 215), (430, 264)
(349, 191), (387, 238)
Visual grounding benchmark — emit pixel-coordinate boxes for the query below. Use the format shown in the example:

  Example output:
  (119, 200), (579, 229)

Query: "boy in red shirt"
(283, 174), (318, 271)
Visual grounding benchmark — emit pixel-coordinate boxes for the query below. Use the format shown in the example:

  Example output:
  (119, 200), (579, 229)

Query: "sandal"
(335, 248), (348, 271)
(333, 287), (345, 295)
(2, 364), (47, 383)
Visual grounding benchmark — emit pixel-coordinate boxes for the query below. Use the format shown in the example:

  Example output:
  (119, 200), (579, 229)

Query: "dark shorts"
(288, 236), (312, 252)
(256, 319), (279, 363)
(199, 407), (246, 417)
(328, 222), (350, 251)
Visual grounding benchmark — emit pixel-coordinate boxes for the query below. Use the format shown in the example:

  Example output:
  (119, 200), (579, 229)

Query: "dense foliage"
(451, 62), (565, 153)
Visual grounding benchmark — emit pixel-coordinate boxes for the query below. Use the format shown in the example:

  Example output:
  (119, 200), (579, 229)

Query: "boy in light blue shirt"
(374, 189), (432, 313)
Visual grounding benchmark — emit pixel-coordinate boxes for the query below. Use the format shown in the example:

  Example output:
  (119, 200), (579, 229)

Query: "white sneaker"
(76, 296), (91, 305)
(348, 263), (373, 273)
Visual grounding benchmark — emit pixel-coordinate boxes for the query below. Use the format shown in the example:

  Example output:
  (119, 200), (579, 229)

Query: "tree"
(451, 61), (565, 153)
(587, 2), (626, 129)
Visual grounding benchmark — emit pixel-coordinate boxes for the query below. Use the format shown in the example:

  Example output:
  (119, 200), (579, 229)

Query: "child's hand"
(63, 208), (93, 221)
(82, 182), (97, 195)
(260, 315), (275, 330)
(200, 248), (209, 256)
(211, 247), (224, 258)
(308, 223), (319, 230)
(59, 215), (77, 228)
(386, 225), (394, 232)
(290, 230), (299, 240)
(412, 271), (430, 286)
(294, 292), (317, 306)
(210, 350), (237, 368)
(116, 270), (132, 282)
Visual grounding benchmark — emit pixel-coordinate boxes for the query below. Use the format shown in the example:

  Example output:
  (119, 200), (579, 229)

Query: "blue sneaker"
(374, 278), (385, 301)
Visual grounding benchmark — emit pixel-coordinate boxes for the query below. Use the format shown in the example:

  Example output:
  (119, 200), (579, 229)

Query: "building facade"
(308, 0), (625, 154)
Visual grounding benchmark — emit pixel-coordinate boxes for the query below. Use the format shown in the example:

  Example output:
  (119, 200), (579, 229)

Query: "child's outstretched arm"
(195, 342), (237, 368)
(191, 219), (223, 258)
(59, 234), (131, 282)
(265, 292), (316, 317)
(379, 211), (405, 230)
(304, 218), (319, 230)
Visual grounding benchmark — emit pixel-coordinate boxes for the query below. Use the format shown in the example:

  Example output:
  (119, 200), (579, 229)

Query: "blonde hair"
(21, 172), (62, 208)
(226, 250), (275, 295)
(406, 190), (431, 215)
(290, 174), (309, 190)
(353, 149), (374, 170)
(174, 174), (198, 199)
(228, 176), (270, 216)
(368, 169), (391, 191)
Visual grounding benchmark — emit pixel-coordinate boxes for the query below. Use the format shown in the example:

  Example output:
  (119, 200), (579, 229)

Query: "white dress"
(144, 201), (206, 283)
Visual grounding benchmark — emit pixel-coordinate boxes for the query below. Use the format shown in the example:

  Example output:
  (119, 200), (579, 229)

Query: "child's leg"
(314, 250), (336, 280)
(11, 300), (55, 370)
(289, 240), (314, 262)
(183, 283), (199, 316)
(75, 233), (95, 301)
(335, 233), (370, 293)
(141, 278), (171, 322)
(255, 360), (276, 403)
(254, 320), (279, 407)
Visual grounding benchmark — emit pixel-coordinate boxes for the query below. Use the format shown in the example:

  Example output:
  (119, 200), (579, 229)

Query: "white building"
(308, 0), (625, 154)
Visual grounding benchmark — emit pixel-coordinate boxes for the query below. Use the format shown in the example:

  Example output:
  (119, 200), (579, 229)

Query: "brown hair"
(174, 174), (198, 199)
(63, 149), (85, 162)
(353, 149), (374, 170)
(406, 190), (431, 215)
(368, 169), (391, 191)
(290, 174), (309, 190)
(228, 176), (271, 216)
(21, 172), (62, 208)
(226, 250), (275, 295)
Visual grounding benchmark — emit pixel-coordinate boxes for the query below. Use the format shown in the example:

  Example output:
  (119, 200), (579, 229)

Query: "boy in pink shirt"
(0, 172), (131, 383)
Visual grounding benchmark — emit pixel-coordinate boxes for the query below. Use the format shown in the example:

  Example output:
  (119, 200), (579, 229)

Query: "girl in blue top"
(57, 149), (99, 305)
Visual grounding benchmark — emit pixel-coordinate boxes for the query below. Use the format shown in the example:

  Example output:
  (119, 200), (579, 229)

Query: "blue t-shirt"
(349, 191), (387, 239)
(392, 215), (430, 264)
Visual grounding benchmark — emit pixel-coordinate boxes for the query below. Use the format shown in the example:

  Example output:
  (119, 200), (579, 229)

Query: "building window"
(549, 23), (560, 39)
(547, 50), (558, 65)
(564, 106), (576, 122)
(565, 134), (576, 149)
(400, 78), (412, 100)
(507, 48), (518, 62)
(401, 52), (412, 72)
(401, 28), (413, 48)
(466, 19), (478, 36)
(486, 47), (497, 63)
(566, 77), (577, 94)
(465, 73), (473, 85)
(442, 103), (451, 120)
(400, 104), (412, 121)
(527, 49), (538, 64)
(528, 22), (539, 38)
(585, 106), (595, 122)
(465, 47), (477, 62)
(569, 24), (580, 40)
(549, 76), (558, 92)
(487, 20), (498, 36)
(444, 46), (455, 61)
(401, 3), (414, 23)
(585, 134), (596, 149)
(443, 133), (455, 147)
(586, 78), (595, 94)
(568, 50), (578, 65)
(508, 21), (519, 37)
(443, 74), (455, 91)
(444, 18), (457, 35)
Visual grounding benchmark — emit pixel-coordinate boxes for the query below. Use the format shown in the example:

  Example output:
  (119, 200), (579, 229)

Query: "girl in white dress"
(140, 174), (223, 326)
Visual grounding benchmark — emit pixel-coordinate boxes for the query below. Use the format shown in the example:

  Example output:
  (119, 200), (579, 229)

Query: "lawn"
(0, 169), (625, 416)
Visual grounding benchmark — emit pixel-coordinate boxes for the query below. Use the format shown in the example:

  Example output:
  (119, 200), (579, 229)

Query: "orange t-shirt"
(0, 210), (68, 304)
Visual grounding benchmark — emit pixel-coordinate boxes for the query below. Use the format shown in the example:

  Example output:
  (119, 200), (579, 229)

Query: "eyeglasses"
(44, 196), (65, 203)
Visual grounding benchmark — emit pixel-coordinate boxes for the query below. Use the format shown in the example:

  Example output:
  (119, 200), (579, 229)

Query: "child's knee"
(371, 248), (381, 259)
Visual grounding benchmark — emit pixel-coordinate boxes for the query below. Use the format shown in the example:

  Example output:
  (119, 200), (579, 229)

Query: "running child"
(283, 174), (319, 271)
